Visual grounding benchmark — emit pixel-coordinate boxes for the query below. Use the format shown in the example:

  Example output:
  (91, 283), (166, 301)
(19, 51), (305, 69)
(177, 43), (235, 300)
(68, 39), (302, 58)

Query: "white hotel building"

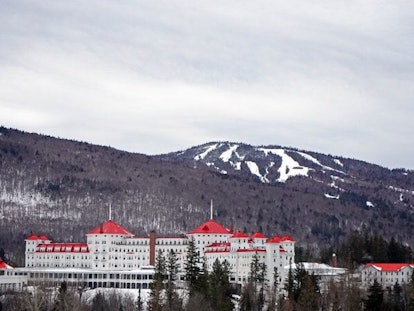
(362, 263), (414, 288)
(2, 216), (295, 290)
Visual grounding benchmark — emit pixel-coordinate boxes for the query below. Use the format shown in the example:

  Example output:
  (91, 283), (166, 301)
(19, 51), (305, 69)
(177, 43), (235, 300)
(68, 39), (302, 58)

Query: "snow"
(219, 144), (239, 162)
(366, 201), (375, 208)
(246, 161), (268, 183)
(334, 159), (344, 167)
(297, 152), (345, 175)
(324, 193), (339, 199)
(194, 143), (218, 160)
(388, 185), (414, 195)
(259, 148), (309, 182)
(82, 288), (151, 306)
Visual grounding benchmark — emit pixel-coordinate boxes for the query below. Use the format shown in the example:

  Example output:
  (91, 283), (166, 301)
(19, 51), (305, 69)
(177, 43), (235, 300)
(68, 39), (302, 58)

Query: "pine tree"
(148, 250), (166, 311)
(184, 237), (201, 296)
(209, 259), (233, 311)
(267, 267), (279, 311)
(53, 281), (69, 311)
(284, 259), (295, 302)
(407, 272), (414, 311)
(135, 288), (144, 311)
(365, 279), (384, 311)
(165, 250), (182, 311)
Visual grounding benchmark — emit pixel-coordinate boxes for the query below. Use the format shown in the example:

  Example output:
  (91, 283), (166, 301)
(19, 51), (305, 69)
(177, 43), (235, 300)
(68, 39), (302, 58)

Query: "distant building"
(362, 263), (414, 288)
(285, 262), (347, 292)
(0, 259), (28, 292)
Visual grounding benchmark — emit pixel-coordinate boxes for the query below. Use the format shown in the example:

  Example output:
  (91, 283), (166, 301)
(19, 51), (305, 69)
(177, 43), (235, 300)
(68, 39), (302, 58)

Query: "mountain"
(1, 127), (414, 264)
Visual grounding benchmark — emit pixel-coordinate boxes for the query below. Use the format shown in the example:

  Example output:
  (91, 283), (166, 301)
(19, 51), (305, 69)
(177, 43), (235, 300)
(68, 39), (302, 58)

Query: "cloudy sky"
(1, 1), (413, 169)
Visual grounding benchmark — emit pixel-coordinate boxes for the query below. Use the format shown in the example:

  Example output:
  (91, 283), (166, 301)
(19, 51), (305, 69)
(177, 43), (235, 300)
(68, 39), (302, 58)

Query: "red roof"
(0, 259), (13, 270)
(231, 230), (249, 238)
(26, 234), (40, 240)
(87, 220), (133, 235)
(267, 235), (281, 243)
(36, 243), (89, 253)
(206, 242), (231, 248)
(237, 249), (266, 253)
(281, 235), (295, 242)
(267, 235), (295, 243)
(251, 232), (267, 239)
(188, 219), (231, 235)
(365, 263), (414, 272)
(26, 234), (50, 241)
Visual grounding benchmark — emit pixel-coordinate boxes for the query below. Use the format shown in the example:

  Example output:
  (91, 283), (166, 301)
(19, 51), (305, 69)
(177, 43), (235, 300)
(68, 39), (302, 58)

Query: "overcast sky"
(1, 1), (413, 169)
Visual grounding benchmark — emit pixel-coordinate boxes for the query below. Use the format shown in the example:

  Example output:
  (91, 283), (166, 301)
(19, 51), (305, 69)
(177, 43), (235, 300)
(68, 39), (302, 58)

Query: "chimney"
(331, 253), (337, 267)
(149, 230), (156, 266)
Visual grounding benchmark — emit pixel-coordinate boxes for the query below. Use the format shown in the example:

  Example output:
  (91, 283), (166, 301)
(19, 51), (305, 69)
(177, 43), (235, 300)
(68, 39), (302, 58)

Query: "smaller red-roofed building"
(362, 263), (414, 288)
(0, 259), (28, 291)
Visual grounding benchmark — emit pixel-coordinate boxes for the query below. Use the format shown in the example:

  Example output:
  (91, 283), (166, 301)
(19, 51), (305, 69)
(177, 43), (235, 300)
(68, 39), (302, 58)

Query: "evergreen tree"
(53, 281), (70, 311)
(184, 237), (201, 296)
(406, 272), (414, 311)
(390, 282), (404, 311)
(91, 292), (110, 311)
(148, 250), (166, 311)
(240, 252), (266, 311)
(268, 267), (280, 311)
(135, 288), (144, 311)
(365, 279), (384, 311)
(165, 250), (182, 311)
(296, 274), (320, 311)
(209, 259), (233, 311)
(284, 259), (295, 301)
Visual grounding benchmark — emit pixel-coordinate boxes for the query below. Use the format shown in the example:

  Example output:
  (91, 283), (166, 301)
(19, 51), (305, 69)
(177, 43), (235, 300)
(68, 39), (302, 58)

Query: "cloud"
(0, 0), (413, 168)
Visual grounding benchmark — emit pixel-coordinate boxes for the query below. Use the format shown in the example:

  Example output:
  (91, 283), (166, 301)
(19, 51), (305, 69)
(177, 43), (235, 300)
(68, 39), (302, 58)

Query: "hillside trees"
(282, 263), (320, 311)
(318, 231), (413, 269)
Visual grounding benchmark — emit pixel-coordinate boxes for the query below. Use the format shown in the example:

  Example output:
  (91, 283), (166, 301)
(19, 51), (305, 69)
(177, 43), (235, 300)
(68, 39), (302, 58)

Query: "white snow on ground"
(334, 159), (344, 167)
(366, 201), (375, 208)
(246, 161), (268, 183)
(194, 143), (218, 160)
(297, 151), (345, 175)
(388, 185), (414, 195)
(219, 144), (244, 170)
(329, 175), (345, 191)
(324, 193), (339, 199)
(82, 288), (151, 307)
(259, 148), (309, 182)
(400, 193), (404, 202)
(220, 144), (239, 162)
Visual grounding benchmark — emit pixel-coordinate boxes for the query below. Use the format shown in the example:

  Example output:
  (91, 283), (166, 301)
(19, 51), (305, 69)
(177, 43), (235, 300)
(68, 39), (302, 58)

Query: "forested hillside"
(1, 127), (414, 265)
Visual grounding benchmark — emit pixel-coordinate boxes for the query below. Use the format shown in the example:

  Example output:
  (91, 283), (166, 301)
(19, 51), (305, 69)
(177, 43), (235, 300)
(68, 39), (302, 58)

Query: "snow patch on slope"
(246, 161), (268, 183)
(259, 148), (309, 182)
(324, 193), (339, 199)
(220, 144), (243, 170)
(194, 143), (218, 160)
(366, 201), (375, 208)
(297, 152), (345, 175)
(220, 144), (238, 162)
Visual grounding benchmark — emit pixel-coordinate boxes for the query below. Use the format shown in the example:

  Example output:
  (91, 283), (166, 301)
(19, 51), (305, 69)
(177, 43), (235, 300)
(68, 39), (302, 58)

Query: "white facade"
(23, 217), (295, 289)
(362, 263), (414, 288)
